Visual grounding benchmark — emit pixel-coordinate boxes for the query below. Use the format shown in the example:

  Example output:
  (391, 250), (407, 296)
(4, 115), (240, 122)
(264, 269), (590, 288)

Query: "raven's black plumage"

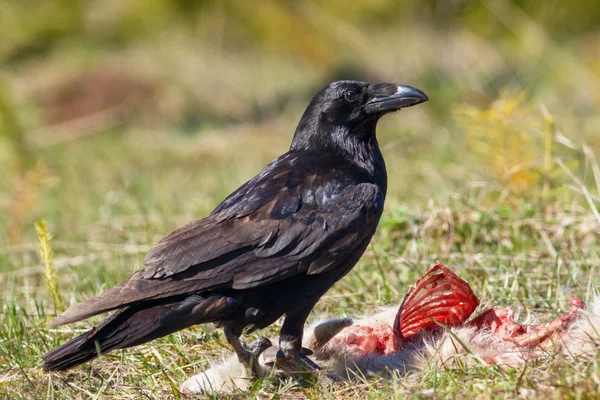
(43, 80), (427, 372)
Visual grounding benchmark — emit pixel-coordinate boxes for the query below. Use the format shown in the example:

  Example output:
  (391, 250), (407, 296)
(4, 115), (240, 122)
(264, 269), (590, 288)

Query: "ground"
(2, 119), (599, 399)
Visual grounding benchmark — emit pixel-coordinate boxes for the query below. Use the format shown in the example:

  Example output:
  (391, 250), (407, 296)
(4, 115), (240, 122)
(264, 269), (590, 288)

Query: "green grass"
(1, 121), (599, 398)
(2, 1), (600, 398)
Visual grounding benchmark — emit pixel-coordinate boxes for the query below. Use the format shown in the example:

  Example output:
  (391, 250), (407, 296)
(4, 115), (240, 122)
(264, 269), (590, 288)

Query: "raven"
(43, 81), (428, 375)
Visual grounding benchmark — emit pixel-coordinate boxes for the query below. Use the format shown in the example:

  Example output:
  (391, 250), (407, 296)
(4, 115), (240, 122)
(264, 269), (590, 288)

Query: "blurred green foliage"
(0, 0), (599, 241)
(1, 0), (598, 125)
(1, 0), (600, 61)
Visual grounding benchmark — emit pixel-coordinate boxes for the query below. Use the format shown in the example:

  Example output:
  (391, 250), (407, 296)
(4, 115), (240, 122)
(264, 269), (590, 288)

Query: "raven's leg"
(223, 324), (268, 378)
(277, 307), (323, 372)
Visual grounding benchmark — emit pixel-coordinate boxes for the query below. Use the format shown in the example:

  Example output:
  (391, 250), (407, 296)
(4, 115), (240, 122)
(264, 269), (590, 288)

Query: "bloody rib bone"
(394, 263), (480, 340)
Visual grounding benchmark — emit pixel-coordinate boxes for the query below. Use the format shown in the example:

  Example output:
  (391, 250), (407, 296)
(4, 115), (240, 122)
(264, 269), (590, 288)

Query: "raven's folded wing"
(51, 155), (383, 326)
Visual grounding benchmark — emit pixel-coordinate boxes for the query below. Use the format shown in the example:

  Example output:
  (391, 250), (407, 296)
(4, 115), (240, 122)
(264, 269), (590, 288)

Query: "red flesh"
(470, 297), (584, 349)
(394, 263), (480, 339)
(332, 263), (585, 358)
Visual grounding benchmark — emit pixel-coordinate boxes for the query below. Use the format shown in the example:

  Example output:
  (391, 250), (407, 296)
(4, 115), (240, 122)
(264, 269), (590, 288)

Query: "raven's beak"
(364, 85), (428, 114)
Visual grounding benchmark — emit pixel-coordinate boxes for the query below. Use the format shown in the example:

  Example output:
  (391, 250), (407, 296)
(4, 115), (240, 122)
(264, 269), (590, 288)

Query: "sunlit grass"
(2, 1), (600, 397)
(1, 126), (599, 398)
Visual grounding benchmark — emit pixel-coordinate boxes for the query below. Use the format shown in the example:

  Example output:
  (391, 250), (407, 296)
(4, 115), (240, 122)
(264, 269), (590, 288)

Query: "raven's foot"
(246, 336), (272, 377)
(247, 336), (273, 359)
(224, 325), (271, 379)
(260, 347), (342, 385)
(238, 336), (272, 378)
(179, 335), (272, 396)
(276, 348), (321, 371)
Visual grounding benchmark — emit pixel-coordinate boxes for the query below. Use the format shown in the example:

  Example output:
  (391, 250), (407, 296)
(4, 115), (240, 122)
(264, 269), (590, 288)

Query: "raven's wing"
(51, 154), (383, 326)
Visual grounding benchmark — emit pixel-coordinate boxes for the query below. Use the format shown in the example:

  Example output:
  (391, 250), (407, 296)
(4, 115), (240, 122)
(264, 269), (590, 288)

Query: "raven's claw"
(248, 336), (273, 359)
(259, 347), (342, 385)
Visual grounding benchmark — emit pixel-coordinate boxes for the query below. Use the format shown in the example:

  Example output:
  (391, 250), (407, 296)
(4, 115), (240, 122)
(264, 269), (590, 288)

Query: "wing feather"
(51, 153), (383, 326)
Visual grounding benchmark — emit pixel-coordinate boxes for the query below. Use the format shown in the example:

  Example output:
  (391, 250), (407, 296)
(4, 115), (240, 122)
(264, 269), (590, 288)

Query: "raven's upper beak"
(364, 85), (428, 114)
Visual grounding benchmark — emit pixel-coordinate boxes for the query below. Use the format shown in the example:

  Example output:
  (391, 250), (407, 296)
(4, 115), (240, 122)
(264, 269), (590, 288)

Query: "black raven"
(43, 81), (428, 374)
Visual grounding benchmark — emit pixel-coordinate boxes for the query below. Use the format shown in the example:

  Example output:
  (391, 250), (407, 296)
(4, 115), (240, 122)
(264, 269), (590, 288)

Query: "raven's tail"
(43, 295), (236, 371)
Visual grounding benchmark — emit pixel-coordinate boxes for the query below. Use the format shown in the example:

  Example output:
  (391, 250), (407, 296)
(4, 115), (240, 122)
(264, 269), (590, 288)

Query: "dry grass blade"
(583, 145), (600, 196)
(34, 220), (64, 313)
(556, 158), (600, 227)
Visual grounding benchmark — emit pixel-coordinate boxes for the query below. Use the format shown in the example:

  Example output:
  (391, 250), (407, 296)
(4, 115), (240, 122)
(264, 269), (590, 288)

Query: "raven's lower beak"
(364, 85), (428, 114)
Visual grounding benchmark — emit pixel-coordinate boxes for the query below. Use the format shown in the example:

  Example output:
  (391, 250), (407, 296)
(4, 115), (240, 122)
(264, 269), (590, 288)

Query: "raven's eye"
(343, 91), (357, 102)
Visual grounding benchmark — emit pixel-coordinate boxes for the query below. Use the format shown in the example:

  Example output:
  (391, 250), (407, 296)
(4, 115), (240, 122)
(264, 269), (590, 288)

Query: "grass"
(1, 116), (599, 398)
(1, 1), (600, 398)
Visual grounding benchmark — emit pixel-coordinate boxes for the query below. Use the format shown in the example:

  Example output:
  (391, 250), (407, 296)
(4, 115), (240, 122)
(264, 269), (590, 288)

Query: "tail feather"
(43, 295), (237, 371)
(48, 276), (204, 327)
(42, 333), (95, 371)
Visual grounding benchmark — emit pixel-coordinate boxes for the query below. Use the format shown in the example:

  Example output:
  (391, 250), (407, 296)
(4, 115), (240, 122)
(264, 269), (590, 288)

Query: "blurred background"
(2, 1), (600, 397)
(1, 0), (600, 312)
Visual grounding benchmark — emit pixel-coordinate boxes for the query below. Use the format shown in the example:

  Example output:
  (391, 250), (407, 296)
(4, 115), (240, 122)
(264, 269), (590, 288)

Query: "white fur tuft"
(180, 354), (252, 394)
(180, 295), (600, 395)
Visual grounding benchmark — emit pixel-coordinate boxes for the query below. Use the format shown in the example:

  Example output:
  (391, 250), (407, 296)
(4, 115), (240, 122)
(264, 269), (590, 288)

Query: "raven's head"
(291, 80), (428, 153)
